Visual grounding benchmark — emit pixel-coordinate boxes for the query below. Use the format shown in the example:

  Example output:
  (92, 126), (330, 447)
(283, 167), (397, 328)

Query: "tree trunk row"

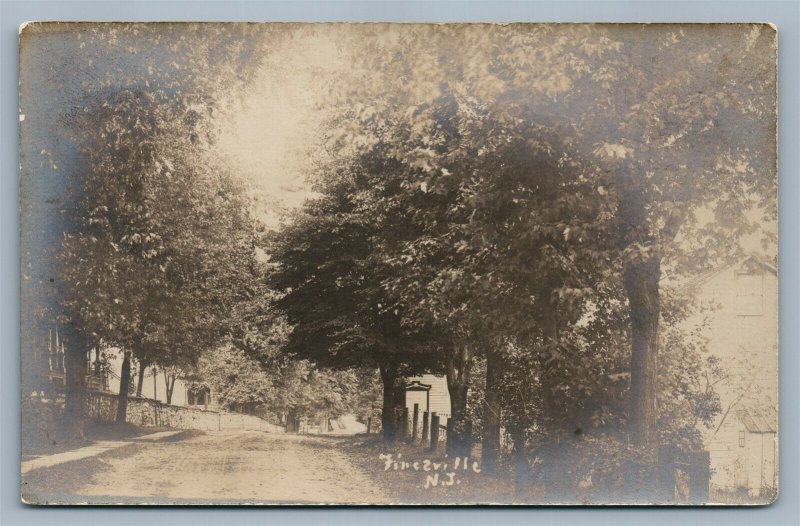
(379, 362), (407, 441)
(115, 350), (132, 423)
(135, 361), (146, 397)
(482, 349), (504, 475)
(62, 324), (88, 439)
(623, 255), (661, 449)
(445, 344), (472, 457)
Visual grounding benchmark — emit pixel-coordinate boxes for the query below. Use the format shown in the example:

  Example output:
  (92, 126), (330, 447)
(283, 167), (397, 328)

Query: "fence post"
(430, 413), (440, 452)
(367, 416), (372, 434)
(688, 450), (711, 503)
(412, 403), (419, 443)
(421, 411), (429, 444)
(657, 444), (678, 503)
(446, 418), (454, 456)
(464, 419), (473, 456)
(401, 407), (409, 440)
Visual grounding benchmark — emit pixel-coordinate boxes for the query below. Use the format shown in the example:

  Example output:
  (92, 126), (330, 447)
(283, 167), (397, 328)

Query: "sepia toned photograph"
(19, 22), (777, 505)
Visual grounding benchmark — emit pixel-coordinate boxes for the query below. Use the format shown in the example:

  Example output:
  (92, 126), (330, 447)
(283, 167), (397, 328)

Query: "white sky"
(215, 29), (349, 227)
(213, 27), (777, 259)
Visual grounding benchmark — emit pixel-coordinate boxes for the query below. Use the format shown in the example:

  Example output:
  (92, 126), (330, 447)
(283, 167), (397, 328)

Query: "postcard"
(20, 22), (777, 505)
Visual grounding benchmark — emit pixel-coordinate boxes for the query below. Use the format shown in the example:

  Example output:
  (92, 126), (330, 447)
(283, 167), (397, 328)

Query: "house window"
(735, 272), (764, 316)
(739, 430), (746, 448)
(188, 387), (209, 406)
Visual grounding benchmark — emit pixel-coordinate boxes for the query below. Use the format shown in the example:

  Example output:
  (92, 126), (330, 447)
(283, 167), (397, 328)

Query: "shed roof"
(736, 407), (777, 433)
(672, 253), (777, 295)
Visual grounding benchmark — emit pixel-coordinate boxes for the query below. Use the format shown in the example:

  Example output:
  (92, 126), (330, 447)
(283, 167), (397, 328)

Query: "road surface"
(24, 430), (387, 504)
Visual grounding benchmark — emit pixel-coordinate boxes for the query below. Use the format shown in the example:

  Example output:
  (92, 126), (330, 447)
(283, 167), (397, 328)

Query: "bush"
(21, 394), (63, 453)
(532, 434), (657, 503)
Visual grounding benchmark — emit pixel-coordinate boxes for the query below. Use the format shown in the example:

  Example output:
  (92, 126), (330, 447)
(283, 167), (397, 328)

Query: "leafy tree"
(22, 22), (273, 434)
(342, 93), (614, 461)
(515, 287), (724, 501)
(59, 86), (260, 422)
(483, 24), (777, 451)
(268, 150), (443, 440)
(191, 346), (278, 413)
(305, 25), (627, 459)
(327, 24), (775, 455)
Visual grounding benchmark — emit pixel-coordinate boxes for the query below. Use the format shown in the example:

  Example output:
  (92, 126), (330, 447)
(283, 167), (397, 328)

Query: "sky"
(20, 23), (776, 254)
(215, 28), (349, 227)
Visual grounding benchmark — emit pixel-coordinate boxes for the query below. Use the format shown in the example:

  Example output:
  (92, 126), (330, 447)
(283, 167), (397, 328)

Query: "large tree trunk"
(539, 298), (570, 430)
(509, 423), (528, 498)
(392, 372), (407, 438)
(482, 349), (504, 475)
(379, 363), (404, 441)
(287, 410), (299, 433)
(164, 372), (175, 405)
(135, 361), (146, 397)
(623, 255), (661, 449)
(115, 350), (132, 423)
(62, 325), (89, 439)
(445, 344), (472, 457)
(616, 174), (667, 453)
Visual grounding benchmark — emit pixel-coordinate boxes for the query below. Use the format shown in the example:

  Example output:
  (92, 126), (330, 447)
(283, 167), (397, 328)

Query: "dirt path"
(33, 431), (388, 504)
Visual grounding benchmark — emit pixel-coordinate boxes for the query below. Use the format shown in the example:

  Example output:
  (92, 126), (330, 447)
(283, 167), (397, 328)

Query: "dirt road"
(24, 430), (388, 505)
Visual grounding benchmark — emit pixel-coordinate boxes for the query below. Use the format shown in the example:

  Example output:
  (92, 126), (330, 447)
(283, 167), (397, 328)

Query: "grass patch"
(331, 434), (541, 505)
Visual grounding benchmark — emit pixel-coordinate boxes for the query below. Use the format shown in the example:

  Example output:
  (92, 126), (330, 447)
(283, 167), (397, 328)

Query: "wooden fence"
(364, 403), (471, 455)
(658, 444), (711, 503)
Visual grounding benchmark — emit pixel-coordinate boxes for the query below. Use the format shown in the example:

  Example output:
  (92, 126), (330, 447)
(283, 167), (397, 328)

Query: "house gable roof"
(406, 380), (432, 391)
(672, 253), (777, 295)
(736, 406), (777, 433)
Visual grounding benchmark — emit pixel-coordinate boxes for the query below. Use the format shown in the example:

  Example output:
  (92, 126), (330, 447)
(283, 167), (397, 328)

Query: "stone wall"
(86, 390), (284, 433)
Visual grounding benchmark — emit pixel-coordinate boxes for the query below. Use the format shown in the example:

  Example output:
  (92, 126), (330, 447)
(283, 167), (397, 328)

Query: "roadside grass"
(330, 433), (543, 505)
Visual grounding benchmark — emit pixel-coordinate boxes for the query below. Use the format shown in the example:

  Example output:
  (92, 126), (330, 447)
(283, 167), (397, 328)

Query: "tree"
(59, 85), (261, 422)
(329, 23), (776, 455)
(514, 283), (724, 501)
(341, 91), (614, 462)
(307, 25), (628, 459)
(482, 24), (777, 451)
(22, 22), (274, 434)
(268, 150), (444, 440)
(274, 362), (368, 431)
(191, 346), (277, 413)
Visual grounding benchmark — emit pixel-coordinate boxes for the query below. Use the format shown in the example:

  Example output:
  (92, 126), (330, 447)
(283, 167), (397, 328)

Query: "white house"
(405, 374), (451, 423)
(103, 352), (216, 410)
(676, 254), (778, 497)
